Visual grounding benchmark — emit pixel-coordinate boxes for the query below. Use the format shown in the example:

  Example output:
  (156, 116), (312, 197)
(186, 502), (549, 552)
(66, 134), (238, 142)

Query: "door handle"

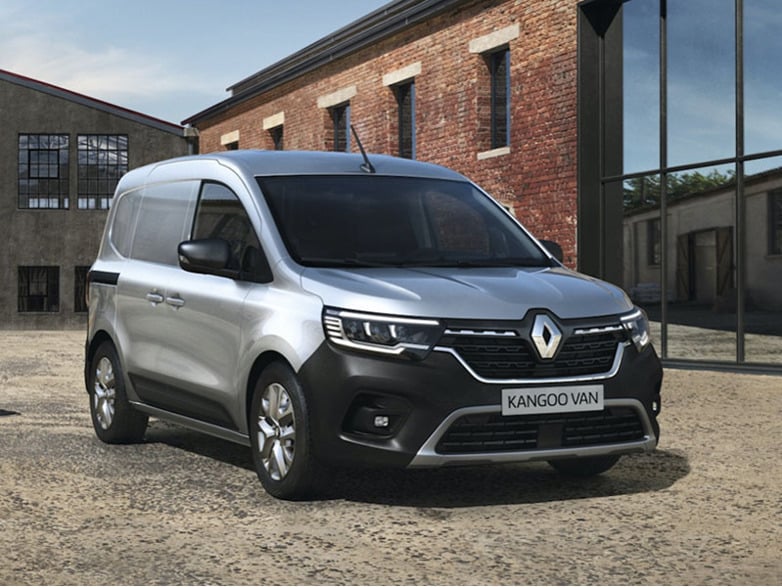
(145, 292), (164, 304)
(166, 295), (185, 308)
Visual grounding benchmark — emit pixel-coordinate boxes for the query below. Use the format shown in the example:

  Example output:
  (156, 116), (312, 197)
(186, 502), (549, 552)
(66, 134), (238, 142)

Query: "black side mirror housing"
(540, 239), (564, 263)
(178, 239), (236, 278)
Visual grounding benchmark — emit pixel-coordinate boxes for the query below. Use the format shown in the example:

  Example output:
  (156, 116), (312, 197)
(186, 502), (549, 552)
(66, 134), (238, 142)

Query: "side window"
(110, 189), (142, 258)
(192, 182), (271, 283)
(131, 181), (199, 265)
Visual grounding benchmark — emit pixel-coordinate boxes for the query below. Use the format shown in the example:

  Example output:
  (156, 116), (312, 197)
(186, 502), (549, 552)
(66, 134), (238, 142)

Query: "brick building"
(185, 0), (782, 372)
(184, 0), (579, 265)
(0, 69), (192, 328)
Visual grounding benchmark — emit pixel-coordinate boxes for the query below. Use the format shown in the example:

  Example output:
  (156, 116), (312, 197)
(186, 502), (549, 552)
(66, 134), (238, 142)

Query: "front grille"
(435, 408), (645, 454)
(447, 331), (623, 380)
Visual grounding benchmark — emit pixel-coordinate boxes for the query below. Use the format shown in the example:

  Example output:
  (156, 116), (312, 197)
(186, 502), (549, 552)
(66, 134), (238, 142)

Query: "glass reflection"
(743, 156), (782, 364)
(667, 0), (735, 167)
(621, 176), (662, 347)
(623, 0), (660, 174)
(745, 0), (782, 157)
(665, 164), (737, 361)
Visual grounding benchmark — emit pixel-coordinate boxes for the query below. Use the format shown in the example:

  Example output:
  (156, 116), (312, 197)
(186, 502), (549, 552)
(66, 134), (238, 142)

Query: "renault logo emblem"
(531, 315), (562, 360)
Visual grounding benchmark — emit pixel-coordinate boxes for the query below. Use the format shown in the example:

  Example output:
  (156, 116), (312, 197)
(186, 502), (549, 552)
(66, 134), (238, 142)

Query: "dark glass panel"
(622, 0), (660, 174)
(620, 175), (663, 347)
(665, 164), (736, 361)
(667, 0), (735, 167)
(490, 49), (509, 149)
(743, 156), (782, 364)
(396, 82), (415, 159)
(745, 0), (782, 157)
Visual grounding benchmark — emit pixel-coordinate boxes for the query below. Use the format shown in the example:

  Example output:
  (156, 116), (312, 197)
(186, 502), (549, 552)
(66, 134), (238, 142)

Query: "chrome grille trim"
(444, 328), (518, 337)
(573, 325), (625, 335)
(408, 398), (657, 468)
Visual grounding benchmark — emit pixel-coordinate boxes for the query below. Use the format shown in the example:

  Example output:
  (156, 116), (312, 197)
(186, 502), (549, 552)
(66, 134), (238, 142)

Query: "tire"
(548, 454), (621, 477)
(88, 341), (148, 444)
(250, 362), (320, 500)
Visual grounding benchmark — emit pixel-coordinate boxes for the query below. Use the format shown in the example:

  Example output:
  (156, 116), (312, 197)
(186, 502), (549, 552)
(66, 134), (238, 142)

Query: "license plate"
(502, 385), (604, 416)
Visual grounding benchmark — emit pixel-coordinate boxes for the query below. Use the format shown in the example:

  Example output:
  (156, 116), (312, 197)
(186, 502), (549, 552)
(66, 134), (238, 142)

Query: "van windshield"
(257, 175), (553, 269)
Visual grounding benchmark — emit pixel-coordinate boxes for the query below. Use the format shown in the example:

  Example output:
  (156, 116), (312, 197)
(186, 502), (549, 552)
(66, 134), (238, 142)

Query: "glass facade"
(580, 0), (782, 370)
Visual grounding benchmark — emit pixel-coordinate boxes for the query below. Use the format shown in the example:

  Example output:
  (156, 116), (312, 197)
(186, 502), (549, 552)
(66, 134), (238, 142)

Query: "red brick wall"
(193, 0), (579, 266)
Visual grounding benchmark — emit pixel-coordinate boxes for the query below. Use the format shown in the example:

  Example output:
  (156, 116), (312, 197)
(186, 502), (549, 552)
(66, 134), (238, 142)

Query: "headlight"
(323, 308), (442, 359)
(621, 307), (652, 352)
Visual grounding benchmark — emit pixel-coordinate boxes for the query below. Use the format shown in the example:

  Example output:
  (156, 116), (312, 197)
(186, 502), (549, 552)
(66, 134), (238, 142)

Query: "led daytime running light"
(621, 308), (652, 352)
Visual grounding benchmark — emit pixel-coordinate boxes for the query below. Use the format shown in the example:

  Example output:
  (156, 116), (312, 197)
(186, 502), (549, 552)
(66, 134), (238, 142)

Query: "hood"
(300, 266), (633, 320)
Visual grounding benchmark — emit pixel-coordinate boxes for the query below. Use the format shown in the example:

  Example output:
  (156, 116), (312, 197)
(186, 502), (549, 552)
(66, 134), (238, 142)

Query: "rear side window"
(109, 189), (142, 257)
(130, 181), (199, 265)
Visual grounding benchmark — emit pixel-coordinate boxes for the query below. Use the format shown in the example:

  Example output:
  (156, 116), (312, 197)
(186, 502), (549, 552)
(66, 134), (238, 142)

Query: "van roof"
(157, 150), (468, 181)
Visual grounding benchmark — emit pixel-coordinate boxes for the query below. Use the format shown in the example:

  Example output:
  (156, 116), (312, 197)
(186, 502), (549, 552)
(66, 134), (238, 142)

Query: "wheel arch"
(84, 330), (115, 394)
(245, 351), (295, 431)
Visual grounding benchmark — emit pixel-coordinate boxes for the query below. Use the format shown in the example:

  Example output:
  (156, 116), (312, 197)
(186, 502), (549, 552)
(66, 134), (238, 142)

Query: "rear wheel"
(548, 454), (620, 477)
(250, 362), (320, 500)
(89, 341), (148, 443)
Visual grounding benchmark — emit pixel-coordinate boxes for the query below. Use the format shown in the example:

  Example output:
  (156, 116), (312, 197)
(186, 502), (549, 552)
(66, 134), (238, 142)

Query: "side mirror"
(540, 239), (564, 263)
(178, 239), (235, 277)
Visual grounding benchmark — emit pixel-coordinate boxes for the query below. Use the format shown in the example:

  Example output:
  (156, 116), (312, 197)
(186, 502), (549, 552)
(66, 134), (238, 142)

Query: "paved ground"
(0, 330), (780, 585)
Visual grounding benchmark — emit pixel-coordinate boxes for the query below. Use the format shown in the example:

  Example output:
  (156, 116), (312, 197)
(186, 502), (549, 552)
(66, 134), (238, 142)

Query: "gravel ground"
(0, 330), (780, 585)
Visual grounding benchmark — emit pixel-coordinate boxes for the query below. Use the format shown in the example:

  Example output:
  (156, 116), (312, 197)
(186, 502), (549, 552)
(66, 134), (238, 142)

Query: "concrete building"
(1, 69), (191, 328)
(185, 0), (782, 372)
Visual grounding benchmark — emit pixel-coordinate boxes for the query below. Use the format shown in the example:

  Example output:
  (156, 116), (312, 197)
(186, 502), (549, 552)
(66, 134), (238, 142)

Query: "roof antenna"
(350, 125), (375, 174)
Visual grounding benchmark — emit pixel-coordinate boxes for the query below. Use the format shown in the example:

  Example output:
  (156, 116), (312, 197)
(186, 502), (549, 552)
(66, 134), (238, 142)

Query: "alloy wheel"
(93, 356), (116, 430)
(256, 382), (296, 481)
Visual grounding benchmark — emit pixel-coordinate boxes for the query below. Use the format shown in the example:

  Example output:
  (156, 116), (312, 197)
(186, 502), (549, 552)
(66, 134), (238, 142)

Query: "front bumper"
(297, 340), (662, 469)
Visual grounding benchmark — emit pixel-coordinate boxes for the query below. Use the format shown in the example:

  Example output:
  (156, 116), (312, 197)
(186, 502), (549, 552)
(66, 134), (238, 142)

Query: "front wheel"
(548, 454), (620, 477)
(250, 362), (321, 500)
(88, 341), (148, 444)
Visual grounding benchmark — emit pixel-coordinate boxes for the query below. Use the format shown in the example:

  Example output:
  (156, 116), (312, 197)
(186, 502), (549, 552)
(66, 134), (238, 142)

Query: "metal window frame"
(395, 81), (416, 159)
(489, 48), (511, 149)
(331, 103), (351, 152)
(17, 134), (70, 210)
(17, 266), (60, 313)
(76, 134), (129, 210)
(578, 0), (782, 373)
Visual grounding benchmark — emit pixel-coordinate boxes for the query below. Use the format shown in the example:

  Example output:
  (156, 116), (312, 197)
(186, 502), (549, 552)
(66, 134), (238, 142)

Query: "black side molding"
(88, 270), (119, 286)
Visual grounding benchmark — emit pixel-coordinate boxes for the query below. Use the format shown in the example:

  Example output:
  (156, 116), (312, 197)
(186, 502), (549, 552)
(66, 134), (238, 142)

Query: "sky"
(0, 0), (390, 124)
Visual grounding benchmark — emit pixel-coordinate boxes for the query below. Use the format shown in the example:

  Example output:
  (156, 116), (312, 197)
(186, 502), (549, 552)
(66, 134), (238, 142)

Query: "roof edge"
(182, 0), (473, 126)
(1, 68), (185, 136)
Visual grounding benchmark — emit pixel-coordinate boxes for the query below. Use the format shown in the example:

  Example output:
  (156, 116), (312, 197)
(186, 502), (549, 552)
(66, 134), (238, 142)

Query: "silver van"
(85, 150), (662, 499)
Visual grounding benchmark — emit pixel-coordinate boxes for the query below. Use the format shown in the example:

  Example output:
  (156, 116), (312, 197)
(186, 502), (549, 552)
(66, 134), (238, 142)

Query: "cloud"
(2, 33), (210, 103)
(0, 0), (218, 119)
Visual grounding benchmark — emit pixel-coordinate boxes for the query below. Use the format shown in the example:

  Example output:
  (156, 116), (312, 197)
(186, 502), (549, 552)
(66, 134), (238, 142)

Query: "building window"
(270, 126), (284, 151)
(395, 82), (415, 159)
(18, 266), (59, 313)
(18, 134), (70, 209)
(74, 266), (90, 313)
(647, 218), (661, 266)
(771, 191), (782, 255)
(330, 103), (350, 152)
(220, 130), (240, 150)
(489, 48), (511, 149)
(77, 135), (128, 209)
